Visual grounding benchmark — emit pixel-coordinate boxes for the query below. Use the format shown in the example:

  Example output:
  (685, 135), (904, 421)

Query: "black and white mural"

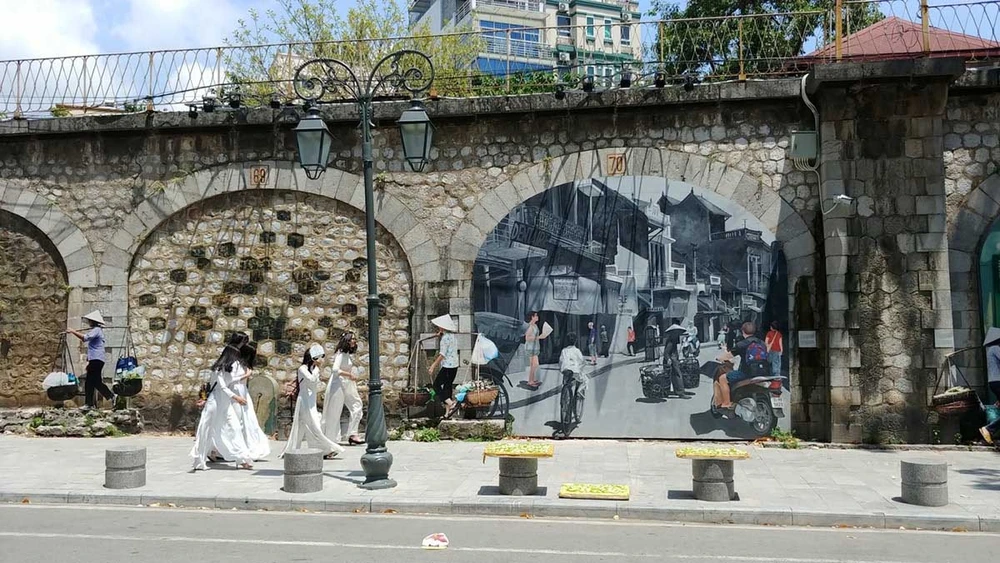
(472, 176), (790, 440)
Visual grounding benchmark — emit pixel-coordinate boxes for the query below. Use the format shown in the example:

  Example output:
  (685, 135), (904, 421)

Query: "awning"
(526, 274), (603, 316)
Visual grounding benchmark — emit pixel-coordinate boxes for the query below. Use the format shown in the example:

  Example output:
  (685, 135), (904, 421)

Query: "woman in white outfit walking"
(322, 332), (365, 446)
(191, 332), (254, 470)
(230, 343), (271, 461)
(280, 344), (345, 460)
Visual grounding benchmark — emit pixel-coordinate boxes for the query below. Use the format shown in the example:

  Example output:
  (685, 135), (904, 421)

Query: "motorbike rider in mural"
(681, 320), (700, 359)
(713, 321), (768, 410)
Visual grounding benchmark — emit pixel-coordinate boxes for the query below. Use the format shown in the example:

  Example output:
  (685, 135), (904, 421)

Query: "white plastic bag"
(42, 372), (71, 390)
(470, 335), (500, 365)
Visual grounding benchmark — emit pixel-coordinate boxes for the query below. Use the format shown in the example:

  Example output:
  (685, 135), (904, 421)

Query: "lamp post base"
(358, 448), (397, 490)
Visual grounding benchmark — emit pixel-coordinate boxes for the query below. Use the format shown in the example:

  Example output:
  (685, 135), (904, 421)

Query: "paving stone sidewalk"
(1, 436), (998, 532)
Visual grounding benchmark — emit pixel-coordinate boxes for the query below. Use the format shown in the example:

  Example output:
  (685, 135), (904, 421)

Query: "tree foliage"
(225, 0), (485, 103)
(648, 0), (884, 79)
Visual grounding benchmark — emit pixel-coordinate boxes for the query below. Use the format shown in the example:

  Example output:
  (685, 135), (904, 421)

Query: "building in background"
(408, 0), (642, 78)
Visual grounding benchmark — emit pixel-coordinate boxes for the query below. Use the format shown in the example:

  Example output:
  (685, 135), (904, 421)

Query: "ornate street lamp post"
(291, 50), (435, 490)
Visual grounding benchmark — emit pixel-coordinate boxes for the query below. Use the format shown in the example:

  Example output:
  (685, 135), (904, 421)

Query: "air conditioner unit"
(558, 51), (572, 63)
(557, 2), (569, 13)
(621, 11), (632, 21)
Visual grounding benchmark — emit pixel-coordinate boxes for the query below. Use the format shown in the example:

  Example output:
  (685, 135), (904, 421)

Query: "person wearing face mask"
(322, 332), (365, 446)
(280, 344), (345, 460)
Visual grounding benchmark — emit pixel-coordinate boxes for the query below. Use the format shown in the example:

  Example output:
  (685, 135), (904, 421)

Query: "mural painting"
(471, 176), (790, 440)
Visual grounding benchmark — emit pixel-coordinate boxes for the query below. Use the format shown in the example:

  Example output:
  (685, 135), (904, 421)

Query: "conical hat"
(431, 314), (458, 332)
(308, 343), (325, 360)
(984, 327), (1000, 347)
(82, 310), (105, 326)
(665, 323), (686, 334)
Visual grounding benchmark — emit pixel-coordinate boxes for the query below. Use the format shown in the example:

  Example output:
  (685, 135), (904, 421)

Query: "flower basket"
(46, 384), (79, 402)
(400, 387), (432, 407)
(464, 386), (499, 407)
(932, 387), (976, 406)
(113, 378), (143, 398)
(933, 399), (977, 416)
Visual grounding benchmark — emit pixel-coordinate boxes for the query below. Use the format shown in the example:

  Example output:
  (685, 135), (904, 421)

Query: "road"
(505, 342), (789, 439)
(0, 504), (994, 563)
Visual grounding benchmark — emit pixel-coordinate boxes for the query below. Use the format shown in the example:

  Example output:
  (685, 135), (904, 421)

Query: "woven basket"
(932, 389), (976, 406)
(933, 399), (977, 416)
(464, 387), (499, 407)
(400, 388), (431, 407)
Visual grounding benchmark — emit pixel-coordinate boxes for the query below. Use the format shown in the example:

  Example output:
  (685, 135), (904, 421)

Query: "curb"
(756, 442), (998, 452)
(2, 490), (995, 533)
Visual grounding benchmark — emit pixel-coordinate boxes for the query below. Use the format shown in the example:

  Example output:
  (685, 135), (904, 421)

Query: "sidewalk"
(1, 435), (998, 532)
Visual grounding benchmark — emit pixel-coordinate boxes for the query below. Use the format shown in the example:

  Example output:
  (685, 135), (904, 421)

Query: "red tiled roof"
(804, 16), (1000, 61)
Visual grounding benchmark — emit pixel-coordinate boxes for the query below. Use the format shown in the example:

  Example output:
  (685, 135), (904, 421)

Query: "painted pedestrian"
(765, 321), (783, 378)
(524, 311), (548, 390)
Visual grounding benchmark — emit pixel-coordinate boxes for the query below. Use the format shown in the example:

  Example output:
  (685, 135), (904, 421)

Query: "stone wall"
(942, 93), (1000, 394)
(816, 60), (962, 444)
(8, 72), (996, 441)
(127, 190), (413, 428)
(0, 211), (68, 406)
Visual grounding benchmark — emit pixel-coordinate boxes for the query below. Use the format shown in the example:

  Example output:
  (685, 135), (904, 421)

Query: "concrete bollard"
(283, 448), (324, 493)
(692, 459), (735, 502)
(105, 447), (146, 489)
(900, 459), (948, 507)
(498, 457), (539, 496)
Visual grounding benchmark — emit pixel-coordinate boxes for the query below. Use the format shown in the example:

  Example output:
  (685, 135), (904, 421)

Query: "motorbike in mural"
(470, 176), (790, 440)
(709, 373), (786, 437)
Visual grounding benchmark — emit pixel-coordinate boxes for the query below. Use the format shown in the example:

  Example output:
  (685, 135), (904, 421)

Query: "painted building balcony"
(643, 272), (676, 290)
(508, 206), (606, 262)
(710, 228), (764, 242)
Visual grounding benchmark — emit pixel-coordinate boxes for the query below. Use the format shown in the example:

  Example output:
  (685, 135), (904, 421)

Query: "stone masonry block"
(56, 231), (89, 259)
(826, 256), (849, 276)
(478, 190), (509, 224)
(400, 225), (432, 254)
(948, 250), (973, 273)
(406, 240), (439, 267)
(492, 180), (521, 212)
(828, 291), (849, 311)
(916, 233), (947, 253)
(63, 247), (96, 273)
(915, 196), (945, 215)
(715, 167), (744, 199)
(824, 235), (856, 257)
(67, 267), (98, 288)
(963, 187), (1000, 220)
(413, 261), (442, 283)
(373, 195), (405, 227)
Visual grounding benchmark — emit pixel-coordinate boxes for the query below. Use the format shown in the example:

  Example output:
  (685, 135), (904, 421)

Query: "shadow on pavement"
(478, 485), (548, 496)
(689, 409), (760, 440)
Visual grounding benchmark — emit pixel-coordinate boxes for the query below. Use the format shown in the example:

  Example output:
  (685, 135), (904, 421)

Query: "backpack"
(742, 337), (769, 378)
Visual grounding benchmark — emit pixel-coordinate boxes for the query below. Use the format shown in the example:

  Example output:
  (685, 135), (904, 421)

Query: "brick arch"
(0, 187), (96, 287)
(450, 147), (816, 281)
(97, 162), (440, 286)
(946, 173), (1000, 357)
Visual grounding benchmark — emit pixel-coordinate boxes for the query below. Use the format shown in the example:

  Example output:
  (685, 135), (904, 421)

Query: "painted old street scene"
(1, 0), (1000, 561)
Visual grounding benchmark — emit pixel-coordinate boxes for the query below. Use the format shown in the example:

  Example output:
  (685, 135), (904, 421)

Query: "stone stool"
(283, 448), (323, 493)
(105, 446), (146, 489)
(692, 459), (735, 502)
(900, 459), (948, 507)
(498, 457), (539, 496)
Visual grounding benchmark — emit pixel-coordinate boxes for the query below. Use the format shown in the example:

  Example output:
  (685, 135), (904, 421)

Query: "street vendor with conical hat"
(66, 310), (114, 409)
(428, 314), (461, 419)
(979, 327), (1000, 444)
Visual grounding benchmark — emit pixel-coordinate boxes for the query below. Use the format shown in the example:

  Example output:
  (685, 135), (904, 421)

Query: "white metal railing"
(2, 1), (998, 117)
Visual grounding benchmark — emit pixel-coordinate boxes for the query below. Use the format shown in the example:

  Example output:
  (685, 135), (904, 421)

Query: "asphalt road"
(507, 343), (789, 439)
(0, 504), (994, 563)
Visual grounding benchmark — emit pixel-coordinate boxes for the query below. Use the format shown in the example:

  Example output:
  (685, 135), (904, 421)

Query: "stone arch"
(0, 187), (96, 287)
(946, 172), (1000, 387)
(450, 147), (816, 282)
(0, 209), (71, 406)
(125, 188), (415, 427)
(97, 162), (440, 287)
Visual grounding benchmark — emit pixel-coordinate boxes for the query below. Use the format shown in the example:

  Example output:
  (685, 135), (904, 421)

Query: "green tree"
(225, 0), (485, 103)
(648, 0), (883, 80)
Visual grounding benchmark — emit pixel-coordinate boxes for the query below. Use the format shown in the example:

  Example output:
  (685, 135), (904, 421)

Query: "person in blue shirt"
(66, 310), (114, 409)
(428, 315), (461, 418)
(980, 327), (1000, 444)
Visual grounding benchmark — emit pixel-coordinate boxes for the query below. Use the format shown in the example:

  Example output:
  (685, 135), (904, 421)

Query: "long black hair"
(212, 332), (249, 372)
(239, 341), (257, 369)
(301, 350), (315, 370)
(335, 332), (358, 354)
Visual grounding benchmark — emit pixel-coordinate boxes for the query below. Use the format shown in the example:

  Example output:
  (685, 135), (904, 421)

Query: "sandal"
(348, 436), (365, 446)
(324, 452), (339, 460)
(444, 402), (459, 419)
(238, 462), (254, 470)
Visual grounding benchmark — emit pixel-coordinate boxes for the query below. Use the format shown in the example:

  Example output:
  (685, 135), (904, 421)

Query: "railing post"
(920, 0), (931, 54)
(835, 0), (843, 60)
(14, 60), (22, 118)
(146, 52), (154, 112)
(506, 28), (511, 94)
(737, 18), (746, 81)
(82, 56), (88, 110)
(215, 47), (223, 91)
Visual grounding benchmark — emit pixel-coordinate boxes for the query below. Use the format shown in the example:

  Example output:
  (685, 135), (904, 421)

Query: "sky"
(0, 0), (656, 60)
